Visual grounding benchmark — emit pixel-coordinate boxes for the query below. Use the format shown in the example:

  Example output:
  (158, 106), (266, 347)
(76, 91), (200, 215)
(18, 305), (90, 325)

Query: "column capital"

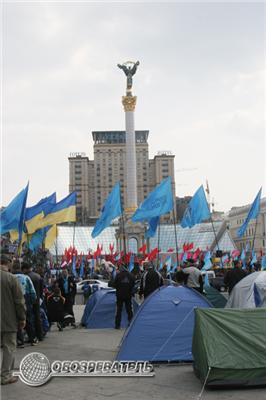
(122, 95), (137, 112)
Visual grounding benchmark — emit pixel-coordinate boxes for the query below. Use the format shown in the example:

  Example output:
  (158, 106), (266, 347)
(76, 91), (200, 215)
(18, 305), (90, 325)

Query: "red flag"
(167, 248), (174, 252)
(188, 243), (194, 251)
(138, 243), (147, 253)
(148, 248), (159, 261)
(109, 243), (114, 254)
(183, 243), (188, 252)
(192, 248), (201, 261)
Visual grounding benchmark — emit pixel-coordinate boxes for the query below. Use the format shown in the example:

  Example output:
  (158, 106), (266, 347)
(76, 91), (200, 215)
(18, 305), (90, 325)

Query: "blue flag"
(250, 251), (257, 266)
(202, 251), (212, 271)
(79, 256), (85, 278)
(72, 255), (77, 277)
(182, 252), (188, 263)
(261, 256), (266, 270)
(145, 216), (160, 238)
(0, 183), (29, 240)
(132, 177), (173, 222)
(128, 254), (135, 272)
(25, 193), (56, 234)
(204, 273), (210, 287)
(237, 188), (262, 238)
(90, 258), (95, 277)
(92, 182), (122, 238)
(28, 227), (49, 251)
(181, 185), (210, 228)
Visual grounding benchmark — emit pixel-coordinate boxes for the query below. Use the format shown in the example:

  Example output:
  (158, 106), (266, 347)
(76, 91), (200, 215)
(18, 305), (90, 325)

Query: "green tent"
(192, 308), (266, 387)
(203, 285), (227, 308)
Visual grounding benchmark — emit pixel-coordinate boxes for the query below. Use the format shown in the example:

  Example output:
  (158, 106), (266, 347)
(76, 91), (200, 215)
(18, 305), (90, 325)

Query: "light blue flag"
(72, 255), (77, 277)
(90, 258), (95, 277)
(115, 253), (120, 261)
(132, 177), (173, 222)
(250, 251), (257, 266)
(240, 249), (246, 269)
(164, 255), (171, 273)
(182, 252), (188, 263)
(245, 243), (250, 252)
(237, 188), (262, 238)
(128, 254), (135, 272)
(181, 185), (211, 228)
(0, 183), (29, 240)
(261, 256), (266, 270)
(204, 273), (210, 287)
(92, 182), (122, 238)
(202, 251), (212, 271)
(145, 216), (160, 238)
(79, 256), (85, 278)
(159, 261), (163, 271)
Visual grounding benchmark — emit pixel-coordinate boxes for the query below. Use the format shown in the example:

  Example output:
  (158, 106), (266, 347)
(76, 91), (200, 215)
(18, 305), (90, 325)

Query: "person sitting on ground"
(47, 287), (65, 331)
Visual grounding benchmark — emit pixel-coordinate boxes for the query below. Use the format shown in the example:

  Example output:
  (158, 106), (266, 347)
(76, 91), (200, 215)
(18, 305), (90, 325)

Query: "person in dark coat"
(1, 255), (26, 385)
(47, 287), (65, 331)
(139, 263), (164, 299)
(57, 269), (76, 324)
(21, 262), (44, 342)
(112, 265), (135, 329)
(224, 259), (246, 294)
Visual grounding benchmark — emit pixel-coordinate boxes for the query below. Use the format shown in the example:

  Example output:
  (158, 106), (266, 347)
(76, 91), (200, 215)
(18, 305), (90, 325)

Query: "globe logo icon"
(19, 353), (51, 386)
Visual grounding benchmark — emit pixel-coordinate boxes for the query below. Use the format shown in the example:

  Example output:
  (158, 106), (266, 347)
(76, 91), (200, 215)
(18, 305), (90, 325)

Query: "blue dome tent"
(116, 286), (211, 362)
(81, 289), (139, 329)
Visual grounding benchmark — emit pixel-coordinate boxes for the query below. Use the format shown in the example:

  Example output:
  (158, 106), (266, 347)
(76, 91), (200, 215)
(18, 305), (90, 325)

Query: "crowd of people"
(0, 250), (263, 385)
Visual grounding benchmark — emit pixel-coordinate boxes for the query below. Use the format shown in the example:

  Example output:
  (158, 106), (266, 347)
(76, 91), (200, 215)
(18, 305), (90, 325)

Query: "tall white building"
(69, 131), (175, 225)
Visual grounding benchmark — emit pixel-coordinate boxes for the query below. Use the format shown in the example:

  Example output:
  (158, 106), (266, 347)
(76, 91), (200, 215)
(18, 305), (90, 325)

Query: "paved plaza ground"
(1, 306), (265, 400)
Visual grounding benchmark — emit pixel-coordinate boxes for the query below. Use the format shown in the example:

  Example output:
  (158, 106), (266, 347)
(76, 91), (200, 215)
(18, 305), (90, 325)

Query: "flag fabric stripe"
(44, 225), (57, 249)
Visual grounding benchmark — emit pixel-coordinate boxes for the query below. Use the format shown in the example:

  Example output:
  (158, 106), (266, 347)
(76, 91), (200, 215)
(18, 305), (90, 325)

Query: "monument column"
(117, 61), (145, 253)
(122, 95), (138, 215)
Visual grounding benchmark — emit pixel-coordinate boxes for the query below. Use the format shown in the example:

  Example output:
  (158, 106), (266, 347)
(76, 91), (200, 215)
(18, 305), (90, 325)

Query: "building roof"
(50, 221), (235, 255)
(92, 130), (149, 144)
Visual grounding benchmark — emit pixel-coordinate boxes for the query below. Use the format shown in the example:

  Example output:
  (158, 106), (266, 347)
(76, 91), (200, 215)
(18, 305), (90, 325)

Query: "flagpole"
(72, 222), (76, 250)
(210, 216), (220, 252)
(120, 189), (127, 258)
(206, 182), (220, 253)
(171, 201), (179, 267)
(156, 217), (161, 269)
(252, 216), (259, 252)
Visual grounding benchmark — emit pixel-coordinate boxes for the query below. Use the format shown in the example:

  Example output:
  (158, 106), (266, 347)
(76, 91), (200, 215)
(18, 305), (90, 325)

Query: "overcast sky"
(2, 1), (265, 212)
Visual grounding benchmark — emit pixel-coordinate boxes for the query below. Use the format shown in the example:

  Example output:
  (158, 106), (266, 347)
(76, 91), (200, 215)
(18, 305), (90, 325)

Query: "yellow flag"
(44, 225), (58, 249)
